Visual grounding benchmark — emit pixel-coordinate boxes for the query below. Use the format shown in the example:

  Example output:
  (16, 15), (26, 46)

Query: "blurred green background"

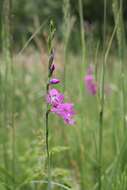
(1, 0), (127, 190)
(0, 0), (127, 50)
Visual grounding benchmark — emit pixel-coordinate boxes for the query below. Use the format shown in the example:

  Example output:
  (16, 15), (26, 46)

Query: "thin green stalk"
(1, 0), (13, 189)
(62, 0), (70, 92)
(103, 0), (107, 48)
(112, 0), (126, 132)
(32, 180), (71, 190)
(97, 22), (116, 185)
(119, 0), (126, 132)
(9, 1), (16, 188)
(94, 9), (122, 190)
(78, 0), (87, 98)
(98, 77), (105, 190)
(95, 41), (100, 81)
(97, 0), (119, 188)
(2, 1), (16, 189)
(98, 1), (107, 190)
(11, 74), (16, 190)
(46, 74), (51, 190)
(45, 109), (51, 190)
(45, 20), (55, 190)
(78, 0), (86, 67)
(62, 0), (74, 92)
(63, 42), (68, 93)
(18, 19), (49, 55)
(98, 54), (105, 190)
(45, 61), (51, 190)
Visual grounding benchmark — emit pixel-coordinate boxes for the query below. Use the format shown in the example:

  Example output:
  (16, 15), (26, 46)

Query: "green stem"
(45, 109), (51, 190)
(78, 0), (86, 99)
(45, 78), (51, 190)
(62, 0), (70, 93)
(119, 0), (126, 132)
(78, 0), (86, 68)
(12, 112), (16, 189)
(2, 0), (13, 189)
(98, 1), (107, 190)
(10, 1), (16, 187)
(63, 41), (68, 93)
(2, 1), (16, 189)
(112, 0), (126, 132)
(45, 20), (55, 190)
(98, 61), (105, 190)
(103, 0), (107, 48)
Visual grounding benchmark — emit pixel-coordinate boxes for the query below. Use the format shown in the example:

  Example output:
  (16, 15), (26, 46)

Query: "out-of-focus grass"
(1, 46), (127, 190)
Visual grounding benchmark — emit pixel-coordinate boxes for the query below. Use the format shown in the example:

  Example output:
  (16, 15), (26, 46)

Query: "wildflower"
(51, 103), (75, 125)
(50, 78), (60, 84)
(46, 88), (64, 107)
(84, 74), (97, 95)
(46, 89), (75, 125)
(47, 89), (75, 125)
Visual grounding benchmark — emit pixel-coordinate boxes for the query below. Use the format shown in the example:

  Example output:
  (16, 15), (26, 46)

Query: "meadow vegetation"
(0, 0), (127, 190)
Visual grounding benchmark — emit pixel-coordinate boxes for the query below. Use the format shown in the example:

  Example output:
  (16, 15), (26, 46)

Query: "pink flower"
(50, 78), (60, 84)
(47, 88), (64, 107)
(46, 88), (75, 125)
(51, 103), (75, 125)
(84, 74), (97, 95)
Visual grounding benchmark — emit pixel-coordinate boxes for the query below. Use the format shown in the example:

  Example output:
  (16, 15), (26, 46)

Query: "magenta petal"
(46, 88), (64, 106)
(85, 75), (93, 82)
(50, 78), (60, 84)
(51, 103), (75, 125)
(64, 118), (75, 125)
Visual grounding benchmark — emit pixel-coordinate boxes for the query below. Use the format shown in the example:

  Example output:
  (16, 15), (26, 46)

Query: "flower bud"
(49, 49), (55, 68)
(50, 64), (55, 73)
(50, 78), (60, 84)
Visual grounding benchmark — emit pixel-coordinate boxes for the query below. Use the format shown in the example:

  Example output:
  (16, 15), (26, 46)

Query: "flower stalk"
(45, 20), (75, 190)
(45, 20), (56, 190)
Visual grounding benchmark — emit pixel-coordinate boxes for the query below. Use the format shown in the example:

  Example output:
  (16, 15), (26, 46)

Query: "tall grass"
(1, 0), (127, 190)
(98, 0), (107, 189)
(78, 0), (87, 188)
(62, 0), (71, 92)
(78, 0), (87, 99)
(112, 1), (127, 189)
(62, 0), (75, 93)
(1, 0), (15, 189)
(112, 0), (126, 132)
